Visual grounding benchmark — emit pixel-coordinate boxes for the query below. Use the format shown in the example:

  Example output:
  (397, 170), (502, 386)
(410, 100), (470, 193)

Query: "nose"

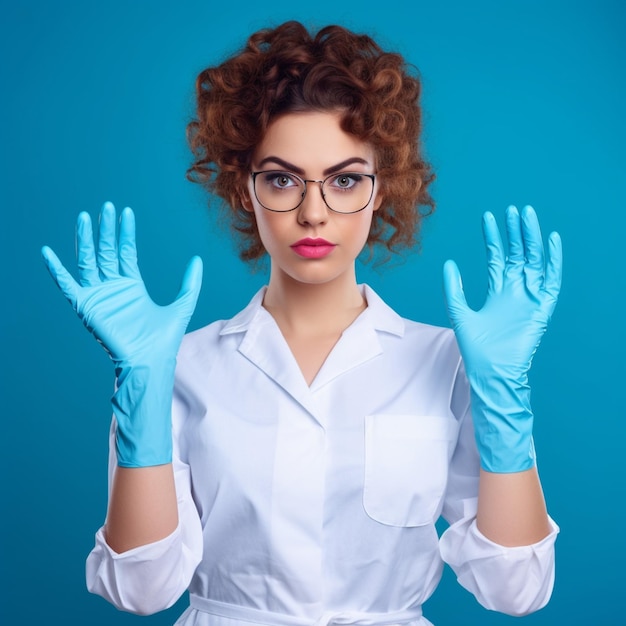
(297, 180), (329, 226)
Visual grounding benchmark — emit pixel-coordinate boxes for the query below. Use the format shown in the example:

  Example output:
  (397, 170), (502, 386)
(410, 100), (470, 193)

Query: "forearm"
(476, 467), (551, 546)
(104, 363), (179, 553)
(88, 456), (203, 615)
(105, 464), (179, 553)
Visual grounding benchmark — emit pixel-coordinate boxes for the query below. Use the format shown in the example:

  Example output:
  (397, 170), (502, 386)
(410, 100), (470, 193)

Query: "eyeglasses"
(250, 170), (376, 214)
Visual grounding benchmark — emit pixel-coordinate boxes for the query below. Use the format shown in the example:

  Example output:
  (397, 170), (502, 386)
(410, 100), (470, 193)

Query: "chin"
(280, 264), (353, 287)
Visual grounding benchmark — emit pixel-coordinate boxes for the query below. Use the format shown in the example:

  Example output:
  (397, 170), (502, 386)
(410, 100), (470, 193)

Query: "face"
(244, 111), (382, 287)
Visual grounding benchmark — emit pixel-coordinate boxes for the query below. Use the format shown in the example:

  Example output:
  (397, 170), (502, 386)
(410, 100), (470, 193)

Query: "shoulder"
(363, 283), (459, 358)
(174, 320), (228, 386)
(180, 320), (227, 356)
(402, 317), (458, 351)
(176, 287), (268, 376)
(391, 318), (462, 379)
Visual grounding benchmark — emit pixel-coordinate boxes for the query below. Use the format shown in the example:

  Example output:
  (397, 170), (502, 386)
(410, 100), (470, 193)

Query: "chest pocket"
(363, 414), (459, 527)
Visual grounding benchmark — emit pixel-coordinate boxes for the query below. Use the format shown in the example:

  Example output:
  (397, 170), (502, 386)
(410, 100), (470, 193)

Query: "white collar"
(219, 284), (404, 338)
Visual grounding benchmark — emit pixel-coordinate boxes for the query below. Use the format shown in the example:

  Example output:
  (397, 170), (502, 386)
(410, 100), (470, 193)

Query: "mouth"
(291, 238), (337, 259)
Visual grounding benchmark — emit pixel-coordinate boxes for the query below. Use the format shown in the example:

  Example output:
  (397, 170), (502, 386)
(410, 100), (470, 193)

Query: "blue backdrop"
(1, 0), (624, 623)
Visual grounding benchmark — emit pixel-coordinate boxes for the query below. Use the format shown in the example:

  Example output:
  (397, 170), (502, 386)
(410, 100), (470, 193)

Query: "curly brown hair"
(187, 20), (435, 262)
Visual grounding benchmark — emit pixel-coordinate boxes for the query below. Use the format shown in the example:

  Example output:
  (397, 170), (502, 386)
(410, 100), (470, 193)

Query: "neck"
(263, 268), (365, 337)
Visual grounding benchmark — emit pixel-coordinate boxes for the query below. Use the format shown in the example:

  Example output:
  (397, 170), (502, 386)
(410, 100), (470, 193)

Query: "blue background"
(1, 0), (624, 623)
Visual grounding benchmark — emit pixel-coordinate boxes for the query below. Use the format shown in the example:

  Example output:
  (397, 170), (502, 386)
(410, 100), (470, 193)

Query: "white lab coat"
(86, 285), (558, 625)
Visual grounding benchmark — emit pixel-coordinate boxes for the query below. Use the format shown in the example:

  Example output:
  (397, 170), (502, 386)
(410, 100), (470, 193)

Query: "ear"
(240, 190), (254, 213)
(373, 193), (384, 212)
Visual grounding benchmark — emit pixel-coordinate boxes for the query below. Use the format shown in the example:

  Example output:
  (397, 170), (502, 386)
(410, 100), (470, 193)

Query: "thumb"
(175, 255), (203, 314)
(42, 245), (79, 310)
(443, 259), (470, 322)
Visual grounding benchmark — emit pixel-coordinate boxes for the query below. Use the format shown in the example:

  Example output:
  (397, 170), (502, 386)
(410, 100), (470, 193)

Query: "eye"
(263, 171), (299, 189)
(328, 173), (363, 190)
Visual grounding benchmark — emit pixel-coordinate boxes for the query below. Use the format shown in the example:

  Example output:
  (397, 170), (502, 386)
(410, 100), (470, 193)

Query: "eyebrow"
(256, 156), (371, 177)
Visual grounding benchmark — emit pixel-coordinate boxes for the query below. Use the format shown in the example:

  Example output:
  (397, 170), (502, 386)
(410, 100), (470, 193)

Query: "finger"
(521, 205), (545, 271)
(505, 205), (524, 268)
(76, 212), (100, 286)
(174, 256), (203, 316)
(443, 259), (471, 323)
(41, 245), (80, 309)
(543, 231), (562, 308)
(97, 201), (119, 280)
(482, 211), (505, 294)
(118, 207), (141, 280)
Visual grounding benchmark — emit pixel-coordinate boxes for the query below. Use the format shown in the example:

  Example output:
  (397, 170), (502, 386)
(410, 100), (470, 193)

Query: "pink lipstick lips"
(291, 238), (337, 259)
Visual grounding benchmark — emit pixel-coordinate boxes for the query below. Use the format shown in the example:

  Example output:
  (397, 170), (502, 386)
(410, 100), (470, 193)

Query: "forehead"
(253, 111), (375, 170)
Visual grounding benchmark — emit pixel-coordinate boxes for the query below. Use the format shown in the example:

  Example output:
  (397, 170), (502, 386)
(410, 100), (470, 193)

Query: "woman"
(42, 20), (562, 626)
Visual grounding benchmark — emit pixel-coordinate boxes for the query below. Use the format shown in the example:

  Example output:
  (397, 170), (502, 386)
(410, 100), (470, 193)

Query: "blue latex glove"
(42, 202), (203, 467)
(443, 206), (562, 473)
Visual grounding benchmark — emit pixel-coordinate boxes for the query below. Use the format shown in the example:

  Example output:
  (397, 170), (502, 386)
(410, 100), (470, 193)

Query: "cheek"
(253, 210), (286, 252)
(352, 211), (376, 247)
(332, 211), (375, 257)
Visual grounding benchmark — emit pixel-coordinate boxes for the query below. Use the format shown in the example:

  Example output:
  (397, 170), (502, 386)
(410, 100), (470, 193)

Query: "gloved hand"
(443, 206), (562, 473)
(42, 201), (203, 467)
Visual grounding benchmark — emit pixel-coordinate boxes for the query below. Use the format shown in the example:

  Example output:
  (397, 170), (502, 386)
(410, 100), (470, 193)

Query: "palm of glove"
(42, 202), (203, 367)
(444, 206), (562, 382)
(72, 273), (193, 366)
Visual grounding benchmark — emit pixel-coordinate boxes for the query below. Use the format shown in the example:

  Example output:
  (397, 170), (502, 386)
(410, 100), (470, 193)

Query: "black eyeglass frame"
(250, 170), (377, 214)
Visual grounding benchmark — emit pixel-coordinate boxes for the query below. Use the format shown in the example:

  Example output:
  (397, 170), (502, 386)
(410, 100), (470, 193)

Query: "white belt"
(189, 596), (424, 626)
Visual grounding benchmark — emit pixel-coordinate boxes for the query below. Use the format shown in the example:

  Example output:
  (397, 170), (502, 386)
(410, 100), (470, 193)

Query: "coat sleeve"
(438, 359), (559, 617)
(85, 392), (204, 615)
